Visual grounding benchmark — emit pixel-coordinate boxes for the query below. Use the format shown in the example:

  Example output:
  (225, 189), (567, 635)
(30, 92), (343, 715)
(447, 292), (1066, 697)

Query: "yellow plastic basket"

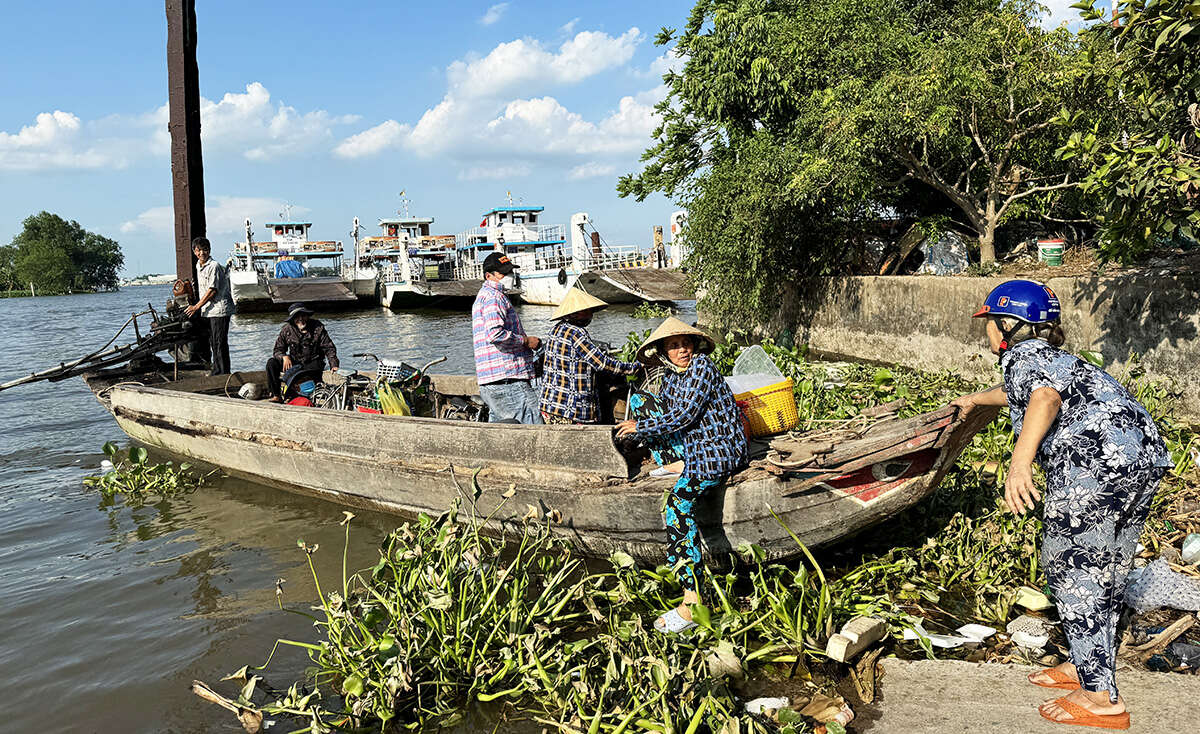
(734, 378), (799, 437)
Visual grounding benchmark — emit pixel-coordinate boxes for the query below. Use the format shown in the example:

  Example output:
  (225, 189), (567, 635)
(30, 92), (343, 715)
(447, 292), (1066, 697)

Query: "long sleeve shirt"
(471, 279), (535, 384)
(634, 353), (748, 480)
(272, 319), (339, 369)
(539, 320), (639, 423)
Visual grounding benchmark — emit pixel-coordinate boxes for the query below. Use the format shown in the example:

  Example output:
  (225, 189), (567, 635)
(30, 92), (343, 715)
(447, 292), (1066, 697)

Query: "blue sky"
(0, 0), (1092, 276)
(0, 0), (697, 275)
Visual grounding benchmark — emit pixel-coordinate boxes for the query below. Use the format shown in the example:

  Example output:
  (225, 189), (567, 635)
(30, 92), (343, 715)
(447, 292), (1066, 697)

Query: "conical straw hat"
(552, 288), (609, 320)
(636, 316), (716, 364)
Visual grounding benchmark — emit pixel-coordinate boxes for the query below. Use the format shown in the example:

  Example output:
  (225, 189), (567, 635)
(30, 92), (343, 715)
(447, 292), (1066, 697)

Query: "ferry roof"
(379, 217), (434, 225)
(482, 206), (544, 215)
(265, 221), (313, 227)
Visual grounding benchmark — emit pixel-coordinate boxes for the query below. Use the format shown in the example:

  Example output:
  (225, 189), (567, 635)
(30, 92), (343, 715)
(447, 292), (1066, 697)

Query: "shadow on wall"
(1067, 272), (1200, 375)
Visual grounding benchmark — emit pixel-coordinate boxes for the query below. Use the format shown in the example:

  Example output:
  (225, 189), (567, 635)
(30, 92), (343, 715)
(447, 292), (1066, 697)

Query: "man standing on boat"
(184, 237), (235, 376)
(472, 252), (542, 424)
(274, 252), (305, 278)
(265, 303), (339, 403)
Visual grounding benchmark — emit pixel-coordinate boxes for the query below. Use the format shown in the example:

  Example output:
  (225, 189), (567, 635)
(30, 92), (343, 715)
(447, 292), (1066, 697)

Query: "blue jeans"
(479, 380), (543, 424)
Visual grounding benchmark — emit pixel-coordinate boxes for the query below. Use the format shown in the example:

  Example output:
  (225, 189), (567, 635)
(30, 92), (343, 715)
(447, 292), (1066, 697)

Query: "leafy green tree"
(8, 211), (124, 293)
(0, 245), (17, 292)
(620, 0), (1094, 320)
(1061, 0), (1199, 260)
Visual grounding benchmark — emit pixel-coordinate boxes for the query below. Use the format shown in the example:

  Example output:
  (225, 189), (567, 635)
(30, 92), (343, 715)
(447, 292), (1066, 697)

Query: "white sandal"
(653, 608), (696, 634)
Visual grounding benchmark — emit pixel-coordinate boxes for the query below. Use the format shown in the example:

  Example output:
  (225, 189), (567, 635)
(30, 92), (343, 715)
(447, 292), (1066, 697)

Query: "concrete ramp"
(578, 268), (693, 303)
(862, 659), (1194, 733)
(266, 278), (357, 304)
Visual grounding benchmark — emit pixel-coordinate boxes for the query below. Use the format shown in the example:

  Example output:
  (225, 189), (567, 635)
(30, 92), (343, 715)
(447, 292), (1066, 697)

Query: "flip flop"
(653, 608), (696, 634)
(1039, 697), (1130, 730)
(1029, 668), (1081, 690)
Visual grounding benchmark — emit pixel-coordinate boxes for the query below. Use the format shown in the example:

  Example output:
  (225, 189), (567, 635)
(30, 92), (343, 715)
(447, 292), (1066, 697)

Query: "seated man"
(274, 253), (305, 278)
(266, 302), (339, 402)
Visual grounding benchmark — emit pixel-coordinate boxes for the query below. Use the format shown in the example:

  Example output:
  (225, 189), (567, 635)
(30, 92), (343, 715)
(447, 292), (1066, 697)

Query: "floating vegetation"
(224, 494), (859, 733)
(632, 302), (673, 319)
(83, 441), (213, 506)
(208, 337), (1197, 732)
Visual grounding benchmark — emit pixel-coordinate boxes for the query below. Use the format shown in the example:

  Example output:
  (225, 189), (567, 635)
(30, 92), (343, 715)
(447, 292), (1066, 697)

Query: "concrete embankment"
(719, 272), (1200, 422)
(862, 659), (1196, 733)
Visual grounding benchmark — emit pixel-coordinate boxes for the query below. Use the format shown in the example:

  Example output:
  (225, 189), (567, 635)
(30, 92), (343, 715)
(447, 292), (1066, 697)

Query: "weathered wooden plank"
(165, 0), (206, 291)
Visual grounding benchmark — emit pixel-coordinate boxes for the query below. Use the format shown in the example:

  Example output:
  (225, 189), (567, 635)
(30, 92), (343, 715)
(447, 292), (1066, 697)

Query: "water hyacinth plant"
(83, 441), (213, 506)
(234, 337), (1197, 732)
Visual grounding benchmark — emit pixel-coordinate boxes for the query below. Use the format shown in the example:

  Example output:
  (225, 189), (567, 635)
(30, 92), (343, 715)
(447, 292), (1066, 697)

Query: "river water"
(0, 285), (695, 733)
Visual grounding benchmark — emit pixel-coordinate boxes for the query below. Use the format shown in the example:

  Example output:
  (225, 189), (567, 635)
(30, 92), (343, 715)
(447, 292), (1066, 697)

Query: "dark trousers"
(266, 356), (323, 398)
(207, 315), (232, 375)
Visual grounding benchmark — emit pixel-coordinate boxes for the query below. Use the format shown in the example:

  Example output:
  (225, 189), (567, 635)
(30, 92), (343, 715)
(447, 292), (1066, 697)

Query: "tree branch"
(997, 175), (1076, 220)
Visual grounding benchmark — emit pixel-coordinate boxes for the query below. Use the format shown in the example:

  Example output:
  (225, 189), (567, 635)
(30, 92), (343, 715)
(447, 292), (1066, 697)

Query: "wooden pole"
(165, 0), (206, 297)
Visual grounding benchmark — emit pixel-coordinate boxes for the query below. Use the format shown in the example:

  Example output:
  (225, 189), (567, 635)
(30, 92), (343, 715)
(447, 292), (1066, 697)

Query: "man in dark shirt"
(266, 302), (339, 402)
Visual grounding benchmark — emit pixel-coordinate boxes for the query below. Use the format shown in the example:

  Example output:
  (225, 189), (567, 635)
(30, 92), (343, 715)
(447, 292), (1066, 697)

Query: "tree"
(1061, 0), (1200, 260)
(8, 212), (124, 293)
(0, 245), (17, 292)
(620, 0), (1095, 320)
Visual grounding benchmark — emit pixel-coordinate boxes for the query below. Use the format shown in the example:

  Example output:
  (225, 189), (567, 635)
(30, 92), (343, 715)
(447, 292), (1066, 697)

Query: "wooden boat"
(82, 368), (997, 563)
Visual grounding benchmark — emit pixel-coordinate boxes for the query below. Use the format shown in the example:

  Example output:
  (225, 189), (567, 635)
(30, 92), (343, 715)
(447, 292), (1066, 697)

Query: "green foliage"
(83, 441), (212, 506)
(8, 211), (124, 294)
(1061, 0), (1200, 260)
(259, 499), (840, 732)
(621, 0), (1095, 322)
(631, 302), (672, 319)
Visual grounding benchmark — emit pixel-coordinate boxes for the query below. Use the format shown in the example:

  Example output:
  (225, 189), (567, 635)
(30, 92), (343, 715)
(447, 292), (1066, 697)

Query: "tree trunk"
(979, 228), (997, 265)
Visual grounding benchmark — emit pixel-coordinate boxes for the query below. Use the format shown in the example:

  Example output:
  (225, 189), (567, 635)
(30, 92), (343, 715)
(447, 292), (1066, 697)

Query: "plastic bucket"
(1037, 239), (1064, 266)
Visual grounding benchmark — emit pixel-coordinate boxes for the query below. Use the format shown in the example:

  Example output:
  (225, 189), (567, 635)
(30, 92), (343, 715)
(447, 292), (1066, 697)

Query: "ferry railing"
(455, 223), (566, 248)
(575, 243), (647, 271)
(454, 262), (485, 280)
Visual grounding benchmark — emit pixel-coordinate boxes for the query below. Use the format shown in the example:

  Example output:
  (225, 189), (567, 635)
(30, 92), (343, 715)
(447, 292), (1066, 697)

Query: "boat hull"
(85, 372), (996, 563)
(380, 279), (482, 310)
(515, 268), (692, 306)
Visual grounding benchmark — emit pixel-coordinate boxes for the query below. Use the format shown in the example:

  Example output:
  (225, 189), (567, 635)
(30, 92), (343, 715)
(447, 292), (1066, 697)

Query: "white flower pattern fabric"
(1001, 340), (1171, 701)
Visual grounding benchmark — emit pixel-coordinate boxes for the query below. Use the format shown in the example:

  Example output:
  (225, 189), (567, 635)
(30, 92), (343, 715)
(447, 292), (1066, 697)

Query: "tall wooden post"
(165, 0), (206, 295)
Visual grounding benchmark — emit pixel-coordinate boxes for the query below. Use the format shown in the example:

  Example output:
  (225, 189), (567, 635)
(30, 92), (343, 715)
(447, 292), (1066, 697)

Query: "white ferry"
(357, 213), (476, 309)
(454, 202), (689, 306)
(227, 215), (375, 312)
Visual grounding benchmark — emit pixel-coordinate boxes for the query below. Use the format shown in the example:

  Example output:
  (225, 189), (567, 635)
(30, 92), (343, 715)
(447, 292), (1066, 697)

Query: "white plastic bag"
(727, 345), (784, 395)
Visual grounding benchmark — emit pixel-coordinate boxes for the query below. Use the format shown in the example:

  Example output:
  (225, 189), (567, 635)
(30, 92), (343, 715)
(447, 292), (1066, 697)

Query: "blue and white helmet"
(973, 279), (1061, 324)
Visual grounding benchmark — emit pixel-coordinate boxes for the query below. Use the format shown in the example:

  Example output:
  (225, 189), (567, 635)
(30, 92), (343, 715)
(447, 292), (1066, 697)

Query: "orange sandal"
(1029, 668), (1081, 690)
(1039, 697), (1130, 730)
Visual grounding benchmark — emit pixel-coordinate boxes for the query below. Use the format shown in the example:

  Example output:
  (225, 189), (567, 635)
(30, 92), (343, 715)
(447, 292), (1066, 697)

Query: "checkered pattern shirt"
(634, 353), (748, 480)
(472, 279), (535, 385)
(539, 320), (639, 423)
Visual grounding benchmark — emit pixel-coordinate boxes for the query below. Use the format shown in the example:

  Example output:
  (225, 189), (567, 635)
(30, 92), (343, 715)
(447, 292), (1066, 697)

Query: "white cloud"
(1, 82), (358, 172)
(0, 110), (128, 170)
(457, 164), (531, 181)
(335, 27), (659, 167)
(568, 162), (616, 180)
(479, 2), (510, 25)
(560, 18), (580, 35)
(121, 197), (310, 243)
(333, 120), (410, 159)
(1038, 0), (1091, 28)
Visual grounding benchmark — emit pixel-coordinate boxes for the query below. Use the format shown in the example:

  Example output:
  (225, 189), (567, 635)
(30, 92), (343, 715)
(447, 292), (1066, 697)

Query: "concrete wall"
(720, 272), (1200, 422)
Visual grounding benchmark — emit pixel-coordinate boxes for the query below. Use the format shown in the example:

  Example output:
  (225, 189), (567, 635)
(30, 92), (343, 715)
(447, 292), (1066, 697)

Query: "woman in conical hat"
(616, 317), (748, 633)
(538, 288), (640, 424)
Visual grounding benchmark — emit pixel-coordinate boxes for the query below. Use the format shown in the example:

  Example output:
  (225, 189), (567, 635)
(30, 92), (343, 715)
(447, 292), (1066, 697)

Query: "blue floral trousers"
(1043, 464), (1166, 701)
(665, 475), (720, 592)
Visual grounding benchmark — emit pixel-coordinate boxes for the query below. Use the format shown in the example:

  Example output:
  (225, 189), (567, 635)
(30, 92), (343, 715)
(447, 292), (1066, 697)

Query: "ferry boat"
(357, 213), (479, 309)
(454, 203), (685, 306)
(227, 215), (375, 312)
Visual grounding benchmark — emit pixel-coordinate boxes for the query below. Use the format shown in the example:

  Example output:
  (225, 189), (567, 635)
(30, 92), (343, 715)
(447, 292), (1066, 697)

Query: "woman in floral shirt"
(953, 280), (1171, 730)
(616, 318), (748, 633)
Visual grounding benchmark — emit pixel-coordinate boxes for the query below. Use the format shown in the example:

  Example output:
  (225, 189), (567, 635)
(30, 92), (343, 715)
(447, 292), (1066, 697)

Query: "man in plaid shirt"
(539, 289), (639, 423)
(471, 252), (542, 423)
